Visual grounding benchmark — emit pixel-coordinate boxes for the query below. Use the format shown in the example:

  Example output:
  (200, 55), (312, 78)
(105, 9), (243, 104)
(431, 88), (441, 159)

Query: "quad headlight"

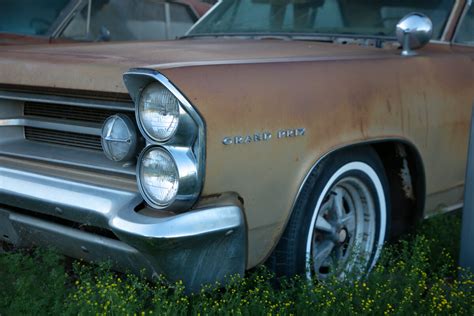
(123, 70), (205, 212)
(138, 147), (179, 207)
(137, 83), (180, 142)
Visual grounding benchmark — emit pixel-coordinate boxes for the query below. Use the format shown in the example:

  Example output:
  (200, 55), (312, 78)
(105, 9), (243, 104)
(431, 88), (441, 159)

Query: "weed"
(0, 212), (472, 315)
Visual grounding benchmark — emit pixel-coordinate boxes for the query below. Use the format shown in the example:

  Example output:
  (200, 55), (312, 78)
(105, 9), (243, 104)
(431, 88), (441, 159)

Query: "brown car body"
(0, 0), (473, 288)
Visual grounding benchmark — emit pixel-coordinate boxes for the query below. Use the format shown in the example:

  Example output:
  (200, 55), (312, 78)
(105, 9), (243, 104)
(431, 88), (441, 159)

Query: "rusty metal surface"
(0, 33), (50, 46)
(0, 32), (77, 46)
(0, 40), (400, 92)
(160, 44), (474, 266)
(0, 38), (473, 268)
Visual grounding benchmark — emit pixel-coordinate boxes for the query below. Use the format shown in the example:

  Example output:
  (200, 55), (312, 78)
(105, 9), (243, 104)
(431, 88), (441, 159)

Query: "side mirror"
(396, 13), (433, 56)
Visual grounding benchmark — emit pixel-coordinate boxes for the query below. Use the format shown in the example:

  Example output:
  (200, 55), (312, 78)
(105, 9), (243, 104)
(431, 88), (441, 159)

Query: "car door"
(423, 0), (474, 213)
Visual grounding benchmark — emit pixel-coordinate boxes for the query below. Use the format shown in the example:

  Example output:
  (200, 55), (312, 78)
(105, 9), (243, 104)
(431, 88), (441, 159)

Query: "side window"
(60, 0), (197, 41)
(455, 3), (474, 45)
(168, 3), (197, 39)
(60, 6), (88, 40)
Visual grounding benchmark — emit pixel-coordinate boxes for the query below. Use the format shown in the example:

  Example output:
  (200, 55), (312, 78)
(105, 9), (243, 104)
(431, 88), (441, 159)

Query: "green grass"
(0, 212), (472, 315)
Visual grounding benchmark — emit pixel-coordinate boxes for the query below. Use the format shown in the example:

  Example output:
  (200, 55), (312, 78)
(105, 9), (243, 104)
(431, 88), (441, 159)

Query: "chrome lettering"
(296, 128), (305, 136)
(235, 136), (244, 144)
(277, 128), (305, 139)
(222, 137), (233, 145)
(263, 132), (272, 141)
(222, 128), (302, 145)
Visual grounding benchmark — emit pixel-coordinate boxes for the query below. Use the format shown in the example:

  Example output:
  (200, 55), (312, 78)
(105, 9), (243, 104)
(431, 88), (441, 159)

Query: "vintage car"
(0, 0), (211, 45)
(0, 0), (473, 291)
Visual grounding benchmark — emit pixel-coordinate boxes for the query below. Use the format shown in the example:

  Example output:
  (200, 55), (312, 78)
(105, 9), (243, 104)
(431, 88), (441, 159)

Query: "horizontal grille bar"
(0, 84), (132, 103)
(24, 101), (134, 124)
(25, 127), (102, 151)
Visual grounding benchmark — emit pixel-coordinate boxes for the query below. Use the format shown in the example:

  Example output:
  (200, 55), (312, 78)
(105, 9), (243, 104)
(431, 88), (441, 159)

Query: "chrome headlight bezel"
(136, 145), (199, 210)
(123, 69), (205, 212)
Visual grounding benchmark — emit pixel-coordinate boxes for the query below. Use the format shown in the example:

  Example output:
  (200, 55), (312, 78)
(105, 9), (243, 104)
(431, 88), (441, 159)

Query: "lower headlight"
(138, 147), (179, 207)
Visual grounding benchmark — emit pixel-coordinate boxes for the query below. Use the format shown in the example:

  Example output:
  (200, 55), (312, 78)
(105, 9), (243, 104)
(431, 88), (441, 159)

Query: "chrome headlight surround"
(136, 145), (199, 209)
(123, 69), (205, 212)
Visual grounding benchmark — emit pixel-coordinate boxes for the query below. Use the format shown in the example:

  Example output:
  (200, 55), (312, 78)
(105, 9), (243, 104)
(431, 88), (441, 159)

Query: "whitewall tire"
(268, 147), (390, 280)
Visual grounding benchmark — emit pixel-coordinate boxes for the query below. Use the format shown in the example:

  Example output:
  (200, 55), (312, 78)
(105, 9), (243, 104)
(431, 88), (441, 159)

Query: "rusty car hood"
(0, 32), (52, 46)
(0, 39), (393, 93)
(0, 32), (77, 46)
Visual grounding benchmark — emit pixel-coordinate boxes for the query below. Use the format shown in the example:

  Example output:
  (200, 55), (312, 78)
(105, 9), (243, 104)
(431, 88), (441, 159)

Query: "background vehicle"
(0, 0), (211, 44)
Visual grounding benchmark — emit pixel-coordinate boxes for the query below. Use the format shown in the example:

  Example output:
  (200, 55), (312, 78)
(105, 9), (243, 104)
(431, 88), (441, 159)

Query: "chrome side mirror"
(396, 13), (433, 56)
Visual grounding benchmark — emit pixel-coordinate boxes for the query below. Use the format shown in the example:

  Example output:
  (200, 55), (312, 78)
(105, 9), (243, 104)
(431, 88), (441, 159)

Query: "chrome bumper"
(0, 160), (246, 291)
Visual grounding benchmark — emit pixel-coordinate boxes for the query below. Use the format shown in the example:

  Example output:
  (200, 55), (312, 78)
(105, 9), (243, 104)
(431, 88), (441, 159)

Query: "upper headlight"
(137, 83), (180, 142)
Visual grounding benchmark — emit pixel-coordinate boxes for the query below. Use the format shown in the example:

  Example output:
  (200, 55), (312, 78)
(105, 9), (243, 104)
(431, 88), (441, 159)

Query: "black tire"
(268, 146), (391, 279)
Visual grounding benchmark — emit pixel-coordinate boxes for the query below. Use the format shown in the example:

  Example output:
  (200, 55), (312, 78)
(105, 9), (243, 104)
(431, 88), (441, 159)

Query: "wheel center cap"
(338, 228), (348, 243)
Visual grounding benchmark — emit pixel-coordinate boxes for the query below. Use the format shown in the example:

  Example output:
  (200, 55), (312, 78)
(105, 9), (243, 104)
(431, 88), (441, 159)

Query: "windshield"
(0, 0), (71, 36)
(189, 0), (455, 39)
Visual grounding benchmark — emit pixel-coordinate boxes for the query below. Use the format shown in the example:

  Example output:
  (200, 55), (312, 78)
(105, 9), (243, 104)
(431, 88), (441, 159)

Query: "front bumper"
(0, 159), (246, 291)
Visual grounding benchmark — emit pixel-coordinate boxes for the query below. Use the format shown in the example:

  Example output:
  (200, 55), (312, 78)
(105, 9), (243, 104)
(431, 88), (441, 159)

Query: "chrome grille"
(0, 89), (137, 176)
(23, 101), (135, 151)
(25, 127), (102, 151)
(24, 101), (133, 123)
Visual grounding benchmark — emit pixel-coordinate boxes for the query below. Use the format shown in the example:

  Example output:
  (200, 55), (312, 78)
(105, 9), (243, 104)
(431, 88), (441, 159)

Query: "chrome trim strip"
(0, 116), (102, 135)
(452, 0), (472, 44)
(424, 202), (463, 218)
(441, 0), (464, 41)
(184, 0), (222, 36)
(0, 142), (136, 176)
(146, 54), (398, 70)
(0, 90), (133, 111)
(429, 40), (452, 45)
(443, 202), (464, 212)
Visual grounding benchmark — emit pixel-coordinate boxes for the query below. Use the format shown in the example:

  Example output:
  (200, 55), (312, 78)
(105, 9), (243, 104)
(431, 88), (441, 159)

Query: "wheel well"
(266, 140), (426, 269)
(370, 141), (426, 239)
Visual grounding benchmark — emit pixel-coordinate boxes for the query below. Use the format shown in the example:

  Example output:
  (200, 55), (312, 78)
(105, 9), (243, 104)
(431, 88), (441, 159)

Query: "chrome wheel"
(310, 177), (376, 279)
(269, 148), (388, 281)
(304, 161), (387, 280)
